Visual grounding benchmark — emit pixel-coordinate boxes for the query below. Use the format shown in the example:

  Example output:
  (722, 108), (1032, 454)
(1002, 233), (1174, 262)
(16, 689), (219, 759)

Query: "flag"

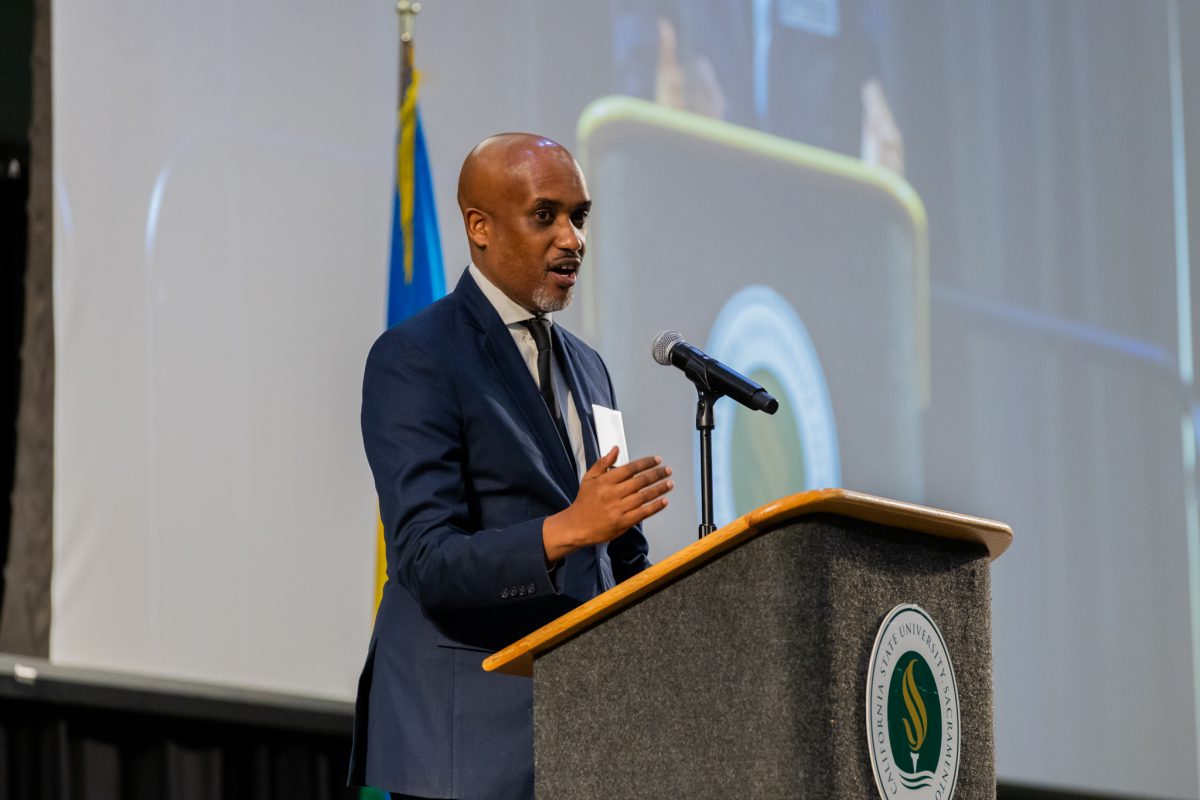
(387, 76), (445, 327)
(374, 69), (445, 614)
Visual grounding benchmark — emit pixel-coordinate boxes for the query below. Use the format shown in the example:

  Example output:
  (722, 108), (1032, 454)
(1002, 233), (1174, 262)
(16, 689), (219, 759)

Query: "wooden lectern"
(484, 489), (1011, 800)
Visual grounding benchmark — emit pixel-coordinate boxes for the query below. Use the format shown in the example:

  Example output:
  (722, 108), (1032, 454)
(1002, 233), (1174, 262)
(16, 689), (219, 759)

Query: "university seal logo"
(866, 604), (961, 800)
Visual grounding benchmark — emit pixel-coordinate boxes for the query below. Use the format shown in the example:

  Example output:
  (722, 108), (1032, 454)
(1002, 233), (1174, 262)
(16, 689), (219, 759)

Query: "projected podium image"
(575, 97), (930, 555)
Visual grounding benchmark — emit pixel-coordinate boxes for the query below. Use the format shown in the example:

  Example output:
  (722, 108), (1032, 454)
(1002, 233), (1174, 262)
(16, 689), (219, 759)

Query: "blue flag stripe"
(387, 111), (445, 326)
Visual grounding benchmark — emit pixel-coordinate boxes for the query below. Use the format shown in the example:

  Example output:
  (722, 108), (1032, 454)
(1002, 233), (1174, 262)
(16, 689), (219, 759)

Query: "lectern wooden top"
(482, 488), (1012, 677)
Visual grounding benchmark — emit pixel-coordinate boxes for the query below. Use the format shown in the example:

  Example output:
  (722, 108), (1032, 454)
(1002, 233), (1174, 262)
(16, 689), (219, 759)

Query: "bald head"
(457, 133), (579, 215)
(457, 132), (591, 314)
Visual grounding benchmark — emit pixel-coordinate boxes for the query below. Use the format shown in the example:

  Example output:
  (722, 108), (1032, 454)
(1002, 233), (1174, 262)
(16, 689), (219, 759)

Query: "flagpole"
(397, 0), (420, 104)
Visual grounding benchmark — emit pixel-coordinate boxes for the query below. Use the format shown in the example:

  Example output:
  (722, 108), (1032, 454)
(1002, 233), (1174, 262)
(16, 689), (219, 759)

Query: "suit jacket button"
(518, 586), (526, 596)
(501, 588), (509, 599)
(527, 583), (535, 594)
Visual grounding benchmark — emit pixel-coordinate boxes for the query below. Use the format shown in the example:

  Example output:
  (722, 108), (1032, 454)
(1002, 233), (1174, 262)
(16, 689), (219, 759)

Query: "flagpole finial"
(397, 0), (421, 43)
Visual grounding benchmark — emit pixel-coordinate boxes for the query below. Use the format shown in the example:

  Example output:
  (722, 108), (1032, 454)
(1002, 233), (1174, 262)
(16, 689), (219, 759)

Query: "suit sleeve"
(362, 327), (561, 610)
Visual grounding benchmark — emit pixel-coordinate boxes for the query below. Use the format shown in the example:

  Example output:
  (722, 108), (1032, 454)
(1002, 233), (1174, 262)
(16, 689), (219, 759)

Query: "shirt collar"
(469, 263), (554, 328)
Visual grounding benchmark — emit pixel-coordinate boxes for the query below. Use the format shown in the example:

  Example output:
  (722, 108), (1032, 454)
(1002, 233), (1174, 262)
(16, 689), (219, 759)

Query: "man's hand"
(542, 448), (673, 563)
(860, 78), (905, 177)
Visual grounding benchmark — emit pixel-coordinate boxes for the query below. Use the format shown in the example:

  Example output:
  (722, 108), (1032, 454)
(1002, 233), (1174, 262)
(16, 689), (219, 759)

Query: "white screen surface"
(52, 2), (394, 698)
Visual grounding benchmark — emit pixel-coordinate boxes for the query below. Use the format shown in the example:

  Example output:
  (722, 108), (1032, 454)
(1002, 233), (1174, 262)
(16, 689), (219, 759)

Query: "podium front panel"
(533, 516), (994, 800)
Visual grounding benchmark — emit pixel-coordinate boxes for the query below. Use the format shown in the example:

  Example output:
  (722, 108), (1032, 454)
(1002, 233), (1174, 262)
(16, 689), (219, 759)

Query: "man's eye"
(572, 211), (589, 226)
(534, 209), (553, 223)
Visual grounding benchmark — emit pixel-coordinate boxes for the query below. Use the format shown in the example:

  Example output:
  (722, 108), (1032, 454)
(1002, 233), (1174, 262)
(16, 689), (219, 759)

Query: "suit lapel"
(457, 270), (580, 495)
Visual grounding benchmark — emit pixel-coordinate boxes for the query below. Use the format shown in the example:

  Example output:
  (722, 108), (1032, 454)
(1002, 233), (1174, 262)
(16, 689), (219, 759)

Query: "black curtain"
(0, 144), (28, 636)
(0, 0), (33, 644)
(0, 698), (358, 800)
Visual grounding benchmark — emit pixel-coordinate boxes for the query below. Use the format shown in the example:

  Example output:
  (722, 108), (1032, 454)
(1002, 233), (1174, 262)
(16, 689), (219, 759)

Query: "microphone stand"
(656, 330), (776, 538)
(696, 389), (718, 538)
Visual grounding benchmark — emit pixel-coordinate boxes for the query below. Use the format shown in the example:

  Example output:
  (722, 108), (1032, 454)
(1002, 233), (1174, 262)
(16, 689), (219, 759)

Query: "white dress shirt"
(469, 263), (587, 480)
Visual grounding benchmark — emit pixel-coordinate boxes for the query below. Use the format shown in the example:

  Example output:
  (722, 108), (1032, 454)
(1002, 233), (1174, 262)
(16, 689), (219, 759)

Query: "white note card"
(592, 405), (629, 467)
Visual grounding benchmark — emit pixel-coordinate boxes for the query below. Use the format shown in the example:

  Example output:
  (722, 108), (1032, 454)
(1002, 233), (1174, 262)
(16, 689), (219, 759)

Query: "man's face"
(470, 146), (591, 314)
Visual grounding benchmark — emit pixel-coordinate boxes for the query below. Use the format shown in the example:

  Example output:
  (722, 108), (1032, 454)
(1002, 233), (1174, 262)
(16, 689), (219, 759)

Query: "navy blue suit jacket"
(348, 268), (651, 798)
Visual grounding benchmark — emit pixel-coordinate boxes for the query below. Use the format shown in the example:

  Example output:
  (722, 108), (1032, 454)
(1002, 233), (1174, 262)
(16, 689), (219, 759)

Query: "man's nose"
(555, 220), (584, 252)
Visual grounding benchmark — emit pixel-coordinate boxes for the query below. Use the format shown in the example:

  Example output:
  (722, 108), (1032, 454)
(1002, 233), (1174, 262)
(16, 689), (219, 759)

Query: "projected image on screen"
(612, 0), (904, 174)
(582, 3), (1199, 797)
(580, 97), (925, 542)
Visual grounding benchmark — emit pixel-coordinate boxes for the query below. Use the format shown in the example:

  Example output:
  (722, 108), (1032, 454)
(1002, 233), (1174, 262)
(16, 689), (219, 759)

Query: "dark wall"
(0, 0), (34, 633)
(0, 0), (33, 142)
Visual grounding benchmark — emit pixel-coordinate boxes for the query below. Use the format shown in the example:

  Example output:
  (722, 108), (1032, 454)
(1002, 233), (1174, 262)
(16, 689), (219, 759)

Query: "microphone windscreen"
(651, 330), (684, 365)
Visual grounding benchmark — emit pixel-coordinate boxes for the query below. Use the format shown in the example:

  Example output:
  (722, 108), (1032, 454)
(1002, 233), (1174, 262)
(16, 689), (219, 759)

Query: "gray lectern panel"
(533, 516), (993, 799)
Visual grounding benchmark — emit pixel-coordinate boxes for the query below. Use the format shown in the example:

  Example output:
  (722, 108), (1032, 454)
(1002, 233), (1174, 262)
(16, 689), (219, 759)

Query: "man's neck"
(469, 263), (552, 326)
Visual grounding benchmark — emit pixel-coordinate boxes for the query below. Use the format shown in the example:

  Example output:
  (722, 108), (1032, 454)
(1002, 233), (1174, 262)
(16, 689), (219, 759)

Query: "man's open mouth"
(547, 262), (579, 286)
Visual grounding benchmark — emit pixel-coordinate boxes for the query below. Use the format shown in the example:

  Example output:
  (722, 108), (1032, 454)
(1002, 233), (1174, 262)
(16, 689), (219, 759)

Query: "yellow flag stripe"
(374, 511), (388, 614)
(397, 71), (421, 286)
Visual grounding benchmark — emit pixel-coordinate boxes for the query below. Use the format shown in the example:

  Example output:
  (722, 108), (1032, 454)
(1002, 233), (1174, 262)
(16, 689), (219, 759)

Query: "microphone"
(652, 330), (779, 414)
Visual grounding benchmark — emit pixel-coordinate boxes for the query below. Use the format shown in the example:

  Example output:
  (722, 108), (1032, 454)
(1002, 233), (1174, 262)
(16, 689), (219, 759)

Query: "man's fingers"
(622, 464), (672, 491)
(587, 446), (621, 477)
(574, 453), (674, 542)
(623, 477), (673, 511)
(625, 495), (670, 526)
(607, 454), (663, 482)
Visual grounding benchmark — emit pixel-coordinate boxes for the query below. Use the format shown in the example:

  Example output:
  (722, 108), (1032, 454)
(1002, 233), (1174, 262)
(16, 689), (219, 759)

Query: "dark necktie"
(521, 318), (575, 469)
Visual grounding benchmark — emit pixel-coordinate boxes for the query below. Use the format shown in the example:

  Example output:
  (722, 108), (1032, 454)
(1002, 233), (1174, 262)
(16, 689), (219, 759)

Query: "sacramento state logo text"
(866, 604), (961, 800)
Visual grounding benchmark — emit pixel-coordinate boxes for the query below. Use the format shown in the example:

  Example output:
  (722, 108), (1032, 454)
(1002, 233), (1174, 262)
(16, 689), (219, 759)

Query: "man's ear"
(464, 208), (489, 250)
